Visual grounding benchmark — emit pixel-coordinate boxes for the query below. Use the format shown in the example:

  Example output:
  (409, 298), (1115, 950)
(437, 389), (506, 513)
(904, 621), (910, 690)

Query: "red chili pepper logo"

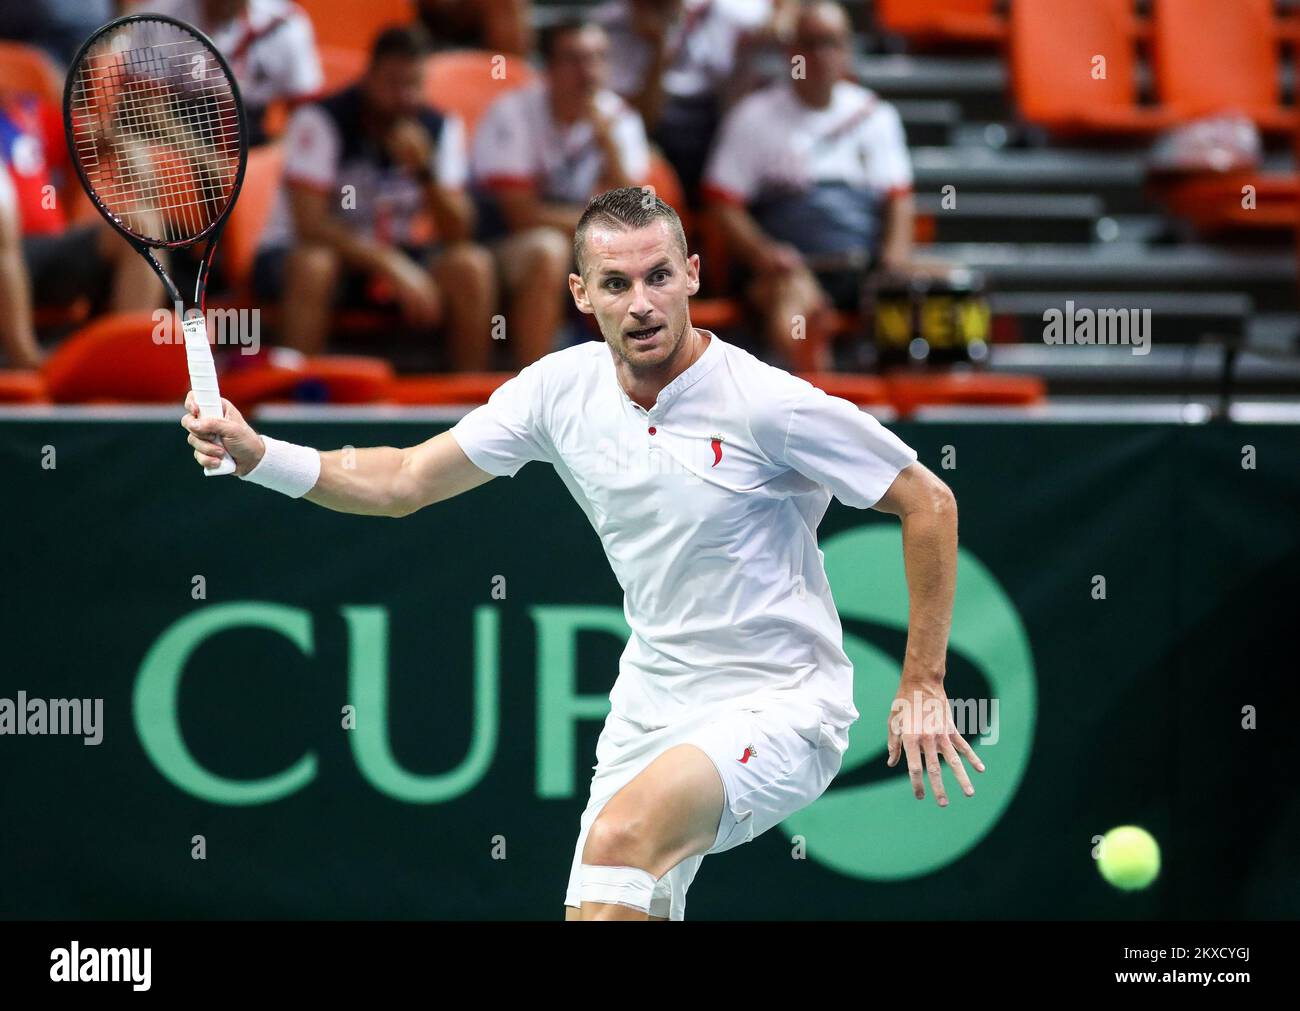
(710, 434), (725, 467)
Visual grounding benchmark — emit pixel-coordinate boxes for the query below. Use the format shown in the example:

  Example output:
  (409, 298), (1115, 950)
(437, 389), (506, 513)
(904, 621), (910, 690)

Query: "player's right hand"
(181, 392), (265, 477)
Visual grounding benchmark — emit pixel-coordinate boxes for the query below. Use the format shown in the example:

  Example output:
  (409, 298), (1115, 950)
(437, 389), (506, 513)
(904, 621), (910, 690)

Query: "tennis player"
(181, 187), (982, 921)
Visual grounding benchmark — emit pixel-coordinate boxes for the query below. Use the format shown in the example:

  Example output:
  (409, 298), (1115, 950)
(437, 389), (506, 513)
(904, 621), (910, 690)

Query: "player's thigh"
(582, 743), (725, 877)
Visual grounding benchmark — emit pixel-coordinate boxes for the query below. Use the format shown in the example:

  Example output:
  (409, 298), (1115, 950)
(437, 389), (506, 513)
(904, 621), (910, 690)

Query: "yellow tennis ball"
(1098, 825), (1161, 891)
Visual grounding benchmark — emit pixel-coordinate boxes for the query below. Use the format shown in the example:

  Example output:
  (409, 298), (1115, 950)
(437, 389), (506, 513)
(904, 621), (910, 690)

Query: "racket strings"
(68, 21), (241, 244)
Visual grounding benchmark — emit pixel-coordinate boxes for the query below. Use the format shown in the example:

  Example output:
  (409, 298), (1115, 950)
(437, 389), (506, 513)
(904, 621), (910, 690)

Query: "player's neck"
(616, 326), (708, 412)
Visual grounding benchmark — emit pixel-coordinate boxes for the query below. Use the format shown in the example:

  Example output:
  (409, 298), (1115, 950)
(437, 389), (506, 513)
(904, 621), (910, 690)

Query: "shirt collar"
(612, 328), (723, 414)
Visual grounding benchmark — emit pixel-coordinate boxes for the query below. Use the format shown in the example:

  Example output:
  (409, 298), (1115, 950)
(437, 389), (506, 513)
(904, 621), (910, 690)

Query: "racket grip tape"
(182, 315), (237, 477)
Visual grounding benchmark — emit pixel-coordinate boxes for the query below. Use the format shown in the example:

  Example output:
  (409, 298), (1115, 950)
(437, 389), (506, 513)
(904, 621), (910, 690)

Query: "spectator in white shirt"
(131, 0), (324, 145)
(702, 1), (915, 370)
(595, 0), (796, 202)
(471, 19), (650, 367)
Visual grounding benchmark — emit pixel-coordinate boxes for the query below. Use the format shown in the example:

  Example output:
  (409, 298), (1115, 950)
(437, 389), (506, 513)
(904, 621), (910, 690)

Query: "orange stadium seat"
(318, 44), (368, 91)
(885, 372), (1046, 416)
(1155, 171), (1299, 235)
(645, 149), (688, 224)
(42, 312), (190, 403)
(385, 371), (514, 405)
(875, 0), (1005, 45)
(0, 41), (60, 103)
(298, 0), (414, 53)
(796, 373), (890, 407)
(424, 50), (537, 138)
(1009, 0), (1176, 136)
(222, 142), (284, 296)
(225, 355), (396, 405)
(0, 369), (48, 403)
(1151, 0), (1298, 134)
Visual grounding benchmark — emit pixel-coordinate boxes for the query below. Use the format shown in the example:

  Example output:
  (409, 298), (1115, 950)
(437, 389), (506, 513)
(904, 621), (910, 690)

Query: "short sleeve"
(449, 362), (553, 478)
(280, 14), (324, 98)
(701, 98), (762, 204)
(282, 103), (338, 191)
(864, 102), (912, 196)
(471, 93), (537, 189)
(612, 104), (650, 183)
(436, 113), (469, 189)
(757, 375), (917, 509)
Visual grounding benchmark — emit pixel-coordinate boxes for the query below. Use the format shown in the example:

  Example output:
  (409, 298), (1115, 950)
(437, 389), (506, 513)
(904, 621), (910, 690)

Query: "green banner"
(0, 418), (1294, 919)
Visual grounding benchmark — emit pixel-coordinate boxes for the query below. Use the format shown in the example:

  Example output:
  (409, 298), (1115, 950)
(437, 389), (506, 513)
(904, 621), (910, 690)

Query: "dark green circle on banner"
(785, 525), (1037, 880)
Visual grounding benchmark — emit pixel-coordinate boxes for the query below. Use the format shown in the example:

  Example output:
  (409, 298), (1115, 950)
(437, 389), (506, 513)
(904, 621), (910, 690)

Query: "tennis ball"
(1097, 825), (1161, 891)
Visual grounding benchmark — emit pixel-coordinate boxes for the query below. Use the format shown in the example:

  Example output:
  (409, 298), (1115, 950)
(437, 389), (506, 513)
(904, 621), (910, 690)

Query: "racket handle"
(183, 314), (237, 477)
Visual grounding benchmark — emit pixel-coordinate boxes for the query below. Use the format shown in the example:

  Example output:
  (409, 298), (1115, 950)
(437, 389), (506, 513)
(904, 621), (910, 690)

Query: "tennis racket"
(63, 13), (248, 476)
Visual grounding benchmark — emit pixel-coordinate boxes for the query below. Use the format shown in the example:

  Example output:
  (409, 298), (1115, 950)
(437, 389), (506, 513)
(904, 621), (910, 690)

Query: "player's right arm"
(181, 392), (494, 516)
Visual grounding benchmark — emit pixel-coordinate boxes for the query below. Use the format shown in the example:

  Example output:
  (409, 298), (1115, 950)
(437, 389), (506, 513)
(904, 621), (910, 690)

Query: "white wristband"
(239, 435), (321, 498)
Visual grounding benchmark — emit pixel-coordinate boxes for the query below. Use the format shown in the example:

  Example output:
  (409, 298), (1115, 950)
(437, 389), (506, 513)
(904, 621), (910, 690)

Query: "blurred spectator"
(702, 1), (914, 370)
(0, 92), (163, 370)
(594, 0), (797, 201)
(471, 19), (649, 365)
(416, 0), (532, 55)
(0, 1), (115, 67)
(129, 0), (324, 146)
(252, 25), (494, 368)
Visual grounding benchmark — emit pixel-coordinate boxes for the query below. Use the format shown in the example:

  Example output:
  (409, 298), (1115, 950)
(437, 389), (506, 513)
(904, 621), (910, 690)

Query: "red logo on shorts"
(737, 744), (757, 763)
(710, 434), (725, 467)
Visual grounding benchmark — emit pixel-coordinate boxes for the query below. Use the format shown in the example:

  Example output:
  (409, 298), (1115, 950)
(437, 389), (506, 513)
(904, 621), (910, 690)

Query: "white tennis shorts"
(563, 693), (848, 920)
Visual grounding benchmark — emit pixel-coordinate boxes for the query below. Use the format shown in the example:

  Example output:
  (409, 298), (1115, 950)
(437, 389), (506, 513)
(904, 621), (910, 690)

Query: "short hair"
(369, 24), (430, 66)
(574, 187), (690, 275)
(539, 18), (593, 64)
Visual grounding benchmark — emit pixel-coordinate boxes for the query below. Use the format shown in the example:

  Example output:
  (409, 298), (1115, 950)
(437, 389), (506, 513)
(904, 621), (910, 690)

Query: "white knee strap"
(579, 864), (658, 913)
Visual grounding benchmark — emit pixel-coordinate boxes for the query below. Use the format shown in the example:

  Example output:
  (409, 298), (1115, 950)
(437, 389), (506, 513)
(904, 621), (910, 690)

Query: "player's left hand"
(886, 676), (985, 807)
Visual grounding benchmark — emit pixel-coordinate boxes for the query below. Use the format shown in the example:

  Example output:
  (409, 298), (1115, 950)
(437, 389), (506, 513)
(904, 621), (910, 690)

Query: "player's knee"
(582, 810), (653, 869)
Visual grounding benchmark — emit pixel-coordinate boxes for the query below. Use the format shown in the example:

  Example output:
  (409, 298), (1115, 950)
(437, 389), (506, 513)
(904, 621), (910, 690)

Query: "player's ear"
(686, 252), (700, 296)
(569, 272), (594, 315)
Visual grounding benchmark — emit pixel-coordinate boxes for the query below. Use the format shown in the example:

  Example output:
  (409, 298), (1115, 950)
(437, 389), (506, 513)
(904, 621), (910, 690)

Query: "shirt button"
(648, 427), (656, 435)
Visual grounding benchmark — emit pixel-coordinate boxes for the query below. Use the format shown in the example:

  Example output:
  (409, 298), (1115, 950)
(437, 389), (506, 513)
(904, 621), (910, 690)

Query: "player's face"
(364, 56), (424, 123)
(570, 220), (700, 373)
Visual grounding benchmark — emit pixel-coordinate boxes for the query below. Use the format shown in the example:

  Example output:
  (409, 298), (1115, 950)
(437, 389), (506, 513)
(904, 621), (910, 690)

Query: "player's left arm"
(872, 462), (985, 804)
(871, 461), (955, 679)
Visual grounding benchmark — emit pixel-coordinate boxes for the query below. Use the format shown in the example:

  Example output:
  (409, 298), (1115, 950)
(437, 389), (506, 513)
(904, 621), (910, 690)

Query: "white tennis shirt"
(449, 331), (917, 747)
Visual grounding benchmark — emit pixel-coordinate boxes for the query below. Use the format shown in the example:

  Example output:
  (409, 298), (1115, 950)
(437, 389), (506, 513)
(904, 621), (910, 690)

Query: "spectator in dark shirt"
(253, 26), (494, 368)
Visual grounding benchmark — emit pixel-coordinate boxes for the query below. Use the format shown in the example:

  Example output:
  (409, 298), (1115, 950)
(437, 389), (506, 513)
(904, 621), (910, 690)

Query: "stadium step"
(856, 54), (1008, 120)
(916, 192), (1105, 243)
(986, 290), (1252, 344)
(893, 98), (961, 146)
(911, 147), (1149, 212)
(984, 344), (1300, 396)
(928, 243), (1299, 311)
